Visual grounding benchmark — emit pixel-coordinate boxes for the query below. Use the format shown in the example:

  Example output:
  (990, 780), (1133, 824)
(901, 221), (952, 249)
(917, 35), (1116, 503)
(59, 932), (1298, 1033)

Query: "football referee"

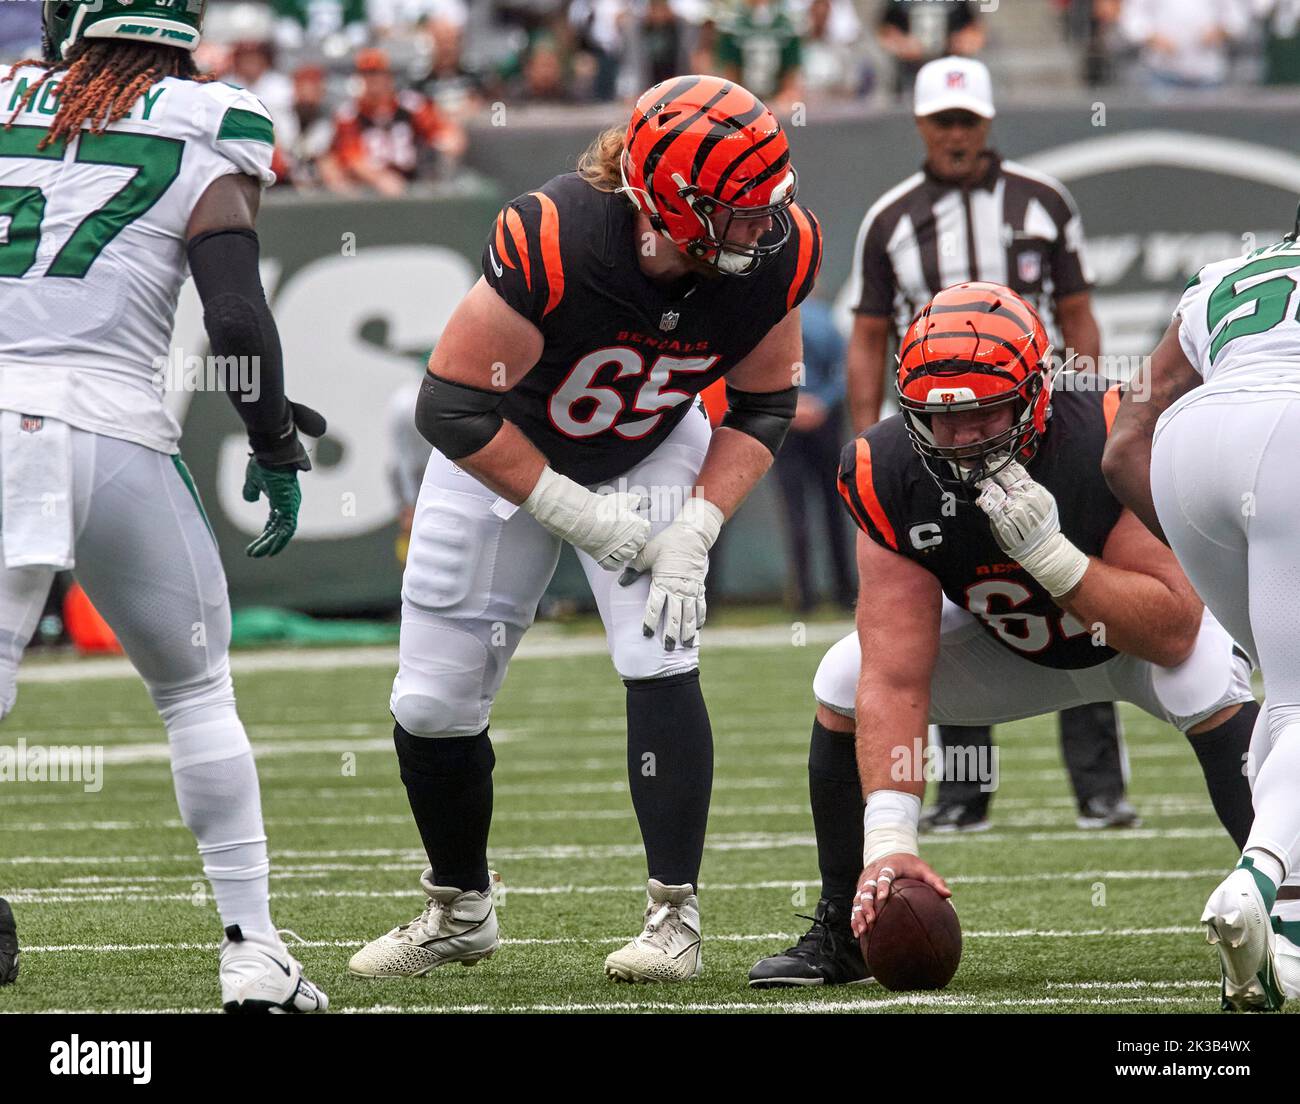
(845, 56), (1137, 833)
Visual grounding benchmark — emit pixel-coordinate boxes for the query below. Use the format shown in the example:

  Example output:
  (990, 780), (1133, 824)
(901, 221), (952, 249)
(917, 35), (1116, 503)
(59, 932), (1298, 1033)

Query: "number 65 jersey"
(0, 66), (276, 453)
(837, 385), (1124, 670)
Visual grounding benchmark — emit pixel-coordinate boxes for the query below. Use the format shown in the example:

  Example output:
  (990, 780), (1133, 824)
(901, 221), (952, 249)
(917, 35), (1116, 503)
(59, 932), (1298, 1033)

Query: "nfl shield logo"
(1017, 252), (1042, 283)
(20, 414), (42, 434)
(946, 71), (966, 90)
(659, 310), (679, 332)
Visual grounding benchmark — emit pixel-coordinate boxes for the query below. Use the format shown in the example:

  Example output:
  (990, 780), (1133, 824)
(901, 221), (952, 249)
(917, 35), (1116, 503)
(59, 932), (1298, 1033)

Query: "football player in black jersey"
(350, 76), (822, 983)
(749, 282), (1258, 988)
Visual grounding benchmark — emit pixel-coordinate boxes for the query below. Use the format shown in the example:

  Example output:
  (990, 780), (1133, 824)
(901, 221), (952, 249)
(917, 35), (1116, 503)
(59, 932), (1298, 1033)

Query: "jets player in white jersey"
(1106, 221), (1300, 1012)
(0, 0), (327, 1011)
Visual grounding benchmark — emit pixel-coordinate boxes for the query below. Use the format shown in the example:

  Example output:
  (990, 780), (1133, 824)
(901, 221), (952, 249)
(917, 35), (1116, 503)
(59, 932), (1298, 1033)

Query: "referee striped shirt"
(848, 152), (1093, 346)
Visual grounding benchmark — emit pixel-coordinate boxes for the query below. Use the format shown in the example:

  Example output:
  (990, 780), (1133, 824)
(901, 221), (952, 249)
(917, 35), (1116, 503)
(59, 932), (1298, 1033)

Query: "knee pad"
(1155, 611), (1255, 731)
(813, 633), (860, 718)
(391, 622), (492, 737)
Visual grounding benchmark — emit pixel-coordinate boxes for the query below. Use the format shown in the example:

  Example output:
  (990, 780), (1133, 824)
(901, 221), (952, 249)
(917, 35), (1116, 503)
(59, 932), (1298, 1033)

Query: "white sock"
(1245, 705), (1300, 882)
(1243, 848), (1286, 890)
(167, 706), (276, 940)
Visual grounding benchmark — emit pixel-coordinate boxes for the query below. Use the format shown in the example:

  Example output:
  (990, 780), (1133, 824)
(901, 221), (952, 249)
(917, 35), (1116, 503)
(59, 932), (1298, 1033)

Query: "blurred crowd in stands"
(3, 1), (1299, 195)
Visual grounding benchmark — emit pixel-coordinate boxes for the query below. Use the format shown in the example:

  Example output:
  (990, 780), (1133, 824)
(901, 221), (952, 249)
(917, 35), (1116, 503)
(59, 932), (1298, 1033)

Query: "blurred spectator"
(1119, 0), (1249, 93)
(319, 48), (467, 196)
(272, 0), (369, 53)
(712, 0), (804, 108)
(518, 33), (577, 103)
(1256, 0), (1300, 84)
(641, 0), (687, 86)
(285, 63), (336, 187)
(771, 298), (854, 613)
(1062, 0), (1124, 87)
(798, 0), (870, 98)
(568, 1), (632, 101)
(369, 0), (467, 40)
(418, 15), (492, 118)
(877, 0), (985, 97)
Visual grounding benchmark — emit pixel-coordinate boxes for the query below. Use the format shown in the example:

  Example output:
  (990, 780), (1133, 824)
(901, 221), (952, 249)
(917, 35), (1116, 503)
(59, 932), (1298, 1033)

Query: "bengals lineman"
(350, 76), (822, 982)
(749, 282), (1258, 988)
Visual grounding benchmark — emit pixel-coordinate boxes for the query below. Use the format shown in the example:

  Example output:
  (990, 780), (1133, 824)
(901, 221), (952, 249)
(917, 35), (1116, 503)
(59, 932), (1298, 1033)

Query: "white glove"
(618, 495), (723, 650)
(521, 465), (649, 570)
(975, 460), (1089, 598)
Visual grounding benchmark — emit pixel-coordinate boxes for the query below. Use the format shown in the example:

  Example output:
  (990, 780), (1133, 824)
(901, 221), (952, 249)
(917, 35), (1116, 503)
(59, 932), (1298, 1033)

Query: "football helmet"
(43, 0), (206, 62)
(896, 281), (1053, 495)
(619, 74), (796, 276)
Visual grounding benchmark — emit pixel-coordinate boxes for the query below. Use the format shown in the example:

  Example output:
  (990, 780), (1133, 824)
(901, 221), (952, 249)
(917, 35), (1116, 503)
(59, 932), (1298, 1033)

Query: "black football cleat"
(748, 898), (873, 988)
(920, 801), (991, 833)
(0, 898), (18, 985)
(1077, 795), (1142, 830)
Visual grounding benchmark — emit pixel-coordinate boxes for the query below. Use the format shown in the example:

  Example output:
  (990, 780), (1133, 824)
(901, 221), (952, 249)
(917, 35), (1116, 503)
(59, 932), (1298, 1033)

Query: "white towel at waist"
(1, 411), (74, 569)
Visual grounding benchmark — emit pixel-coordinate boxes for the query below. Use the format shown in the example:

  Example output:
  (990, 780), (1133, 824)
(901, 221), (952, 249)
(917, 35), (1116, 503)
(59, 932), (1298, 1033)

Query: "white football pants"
(814, 598), (1253, 733)
(391, 404), (712, 737)
(0, 421), (275, 937)
(1152, 389), (1300, 879)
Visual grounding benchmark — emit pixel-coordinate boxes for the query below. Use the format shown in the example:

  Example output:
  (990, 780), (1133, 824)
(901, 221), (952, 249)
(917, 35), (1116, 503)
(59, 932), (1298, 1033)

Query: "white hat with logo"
(913, 56), (995, 119)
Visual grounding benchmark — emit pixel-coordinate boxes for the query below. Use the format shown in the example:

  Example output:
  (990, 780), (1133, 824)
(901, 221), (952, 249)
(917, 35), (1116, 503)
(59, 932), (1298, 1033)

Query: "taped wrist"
(187, 228), (288, 440)
(415, 372), (505, 459)
(863, 789), (921, 866)
(720, 384), (798, 456)
(1020, 534), (1090, 598)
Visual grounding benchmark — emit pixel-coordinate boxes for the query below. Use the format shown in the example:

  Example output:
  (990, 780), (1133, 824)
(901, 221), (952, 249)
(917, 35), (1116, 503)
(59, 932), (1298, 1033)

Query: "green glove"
(242, 460), (302, 558)
(243, 400), (327, 558)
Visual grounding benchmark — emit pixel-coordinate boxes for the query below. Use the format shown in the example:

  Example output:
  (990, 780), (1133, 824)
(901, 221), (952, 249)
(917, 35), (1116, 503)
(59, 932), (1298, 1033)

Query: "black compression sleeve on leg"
(393, 723), (494, 892)
(808, 717), (863, 906)
(1185, 699), (1258, 851)
(187, 228), (291, 447)
(625, 670), (713, 889)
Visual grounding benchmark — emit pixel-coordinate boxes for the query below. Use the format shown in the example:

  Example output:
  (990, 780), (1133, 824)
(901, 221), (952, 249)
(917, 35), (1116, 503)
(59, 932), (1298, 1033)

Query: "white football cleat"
(348, 868), (498, 978)
(604, 879), (702, 983)
(1202, 867), (1285, 1012)
(220, 926), (328, 1014)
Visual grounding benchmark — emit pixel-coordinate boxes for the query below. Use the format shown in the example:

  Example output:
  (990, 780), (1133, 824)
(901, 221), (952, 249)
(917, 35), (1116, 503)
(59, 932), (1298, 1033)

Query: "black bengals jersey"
(483, 171), (822, 484)
(838, 386), (1124, 670)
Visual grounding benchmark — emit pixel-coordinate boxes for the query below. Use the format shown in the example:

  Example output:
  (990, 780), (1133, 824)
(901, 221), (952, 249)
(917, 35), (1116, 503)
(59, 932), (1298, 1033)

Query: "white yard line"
(16, 623), (856, 685)
(3, 994), (1210, 1015)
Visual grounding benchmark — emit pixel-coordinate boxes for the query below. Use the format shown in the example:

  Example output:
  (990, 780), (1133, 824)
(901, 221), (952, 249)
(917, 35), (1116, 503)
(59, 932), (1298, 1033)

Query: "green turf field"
(0, 622), (1279, 1013)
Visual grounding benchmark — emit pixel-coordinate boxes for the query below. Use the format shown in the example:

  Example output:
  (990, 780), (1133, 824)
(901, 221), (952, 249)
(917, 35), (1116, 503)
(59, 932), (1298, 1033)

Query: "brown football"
(862, 878), (962, 991)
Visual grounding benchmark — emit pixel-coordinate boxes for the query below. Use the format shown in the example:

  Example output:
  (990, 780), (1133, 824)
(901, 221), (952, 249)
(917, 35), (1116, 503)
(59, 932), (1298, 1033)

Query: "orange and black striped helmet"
(620, 75), (796, 275)
(896, 282), (1053, 493)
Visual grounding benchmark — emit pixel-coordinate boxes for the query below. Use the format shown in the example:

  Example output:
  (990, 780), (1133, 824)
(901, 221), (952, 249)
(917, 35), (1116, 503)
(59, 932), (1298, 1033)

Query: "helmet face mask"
(620, 75), (796, 277)
(896, 282), (1053, 499)
(42, 0), (206, 63)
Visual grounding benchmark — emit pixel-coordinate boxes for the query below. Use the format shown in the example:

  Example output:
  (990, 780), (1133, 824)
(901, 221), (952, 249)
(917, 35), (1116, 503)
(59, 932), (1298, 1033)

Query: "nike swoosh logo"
(488, 244), (504, 278)
(267, 955), (292, 976)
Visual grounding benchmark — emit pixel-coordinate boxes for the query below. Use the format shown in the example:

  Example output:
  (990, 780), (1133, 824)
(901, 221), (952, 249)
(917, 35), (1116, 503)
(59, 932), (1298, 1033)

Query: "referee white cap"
(913, 56), (995, 119)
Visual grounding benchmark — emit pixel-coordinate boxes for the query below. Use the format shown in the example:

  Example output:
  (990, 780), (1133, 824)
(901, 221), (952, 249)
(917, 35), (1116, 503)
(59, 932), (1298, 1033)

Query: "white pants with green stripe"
(0, 422), (234, 718)
(0, 421), (278, 937)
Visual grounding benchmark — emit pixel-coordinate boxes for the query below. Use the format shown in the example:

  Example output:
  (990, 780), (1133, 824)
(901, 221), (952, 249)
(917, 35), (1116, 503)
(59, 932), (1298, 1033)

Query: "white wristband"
(863, 789), (921, 867)
(1019, 532), (1090, 598)
(677, 494), (724, 548)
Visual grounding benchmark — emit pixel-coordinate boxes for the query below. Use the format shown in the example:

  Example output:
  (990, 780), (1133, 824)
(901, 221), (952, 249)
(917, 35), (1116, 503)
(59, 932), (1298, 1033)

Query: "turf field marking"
(4, 995), (1208, 1014)
(16, 622), (856, 685)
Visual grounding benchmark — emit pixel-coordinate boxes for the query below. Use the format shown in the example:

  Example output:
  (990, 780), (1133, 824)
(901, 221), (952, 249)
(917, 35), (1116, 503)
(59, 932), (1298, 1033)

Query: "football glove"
(619, 496), (723, 650)
(243, 400), (327, 559)
(975, 460), (1089, 598)
(522, 465), (650, 570)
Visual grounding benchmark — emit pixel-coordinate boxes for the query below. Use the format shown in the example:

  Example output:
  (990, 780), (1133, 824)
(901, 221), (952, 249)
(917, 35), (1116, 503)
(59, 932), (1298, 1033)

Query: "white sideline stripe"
(16, 622), (856, 684)
(19, 926), (1205, 953)
(1046, 979), (1216, 990)
(31, 867), (1229, 892)
(2, 995), (1209, 1014)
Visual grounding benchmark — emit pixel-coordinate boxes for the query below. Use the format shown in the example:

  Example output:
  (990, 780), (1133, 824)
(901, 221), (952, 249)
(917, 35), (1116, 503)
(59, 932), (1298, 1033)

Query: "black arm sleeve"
(720, 384), (798, 457)
(187, 227), (292, 451)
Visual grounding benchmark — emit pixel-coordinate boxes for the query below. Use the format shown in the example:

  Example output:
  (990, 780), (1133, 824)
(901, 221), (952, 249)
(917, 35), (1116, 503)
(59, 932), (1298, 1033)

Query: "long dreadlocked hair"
(4, 39), (208, 148)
